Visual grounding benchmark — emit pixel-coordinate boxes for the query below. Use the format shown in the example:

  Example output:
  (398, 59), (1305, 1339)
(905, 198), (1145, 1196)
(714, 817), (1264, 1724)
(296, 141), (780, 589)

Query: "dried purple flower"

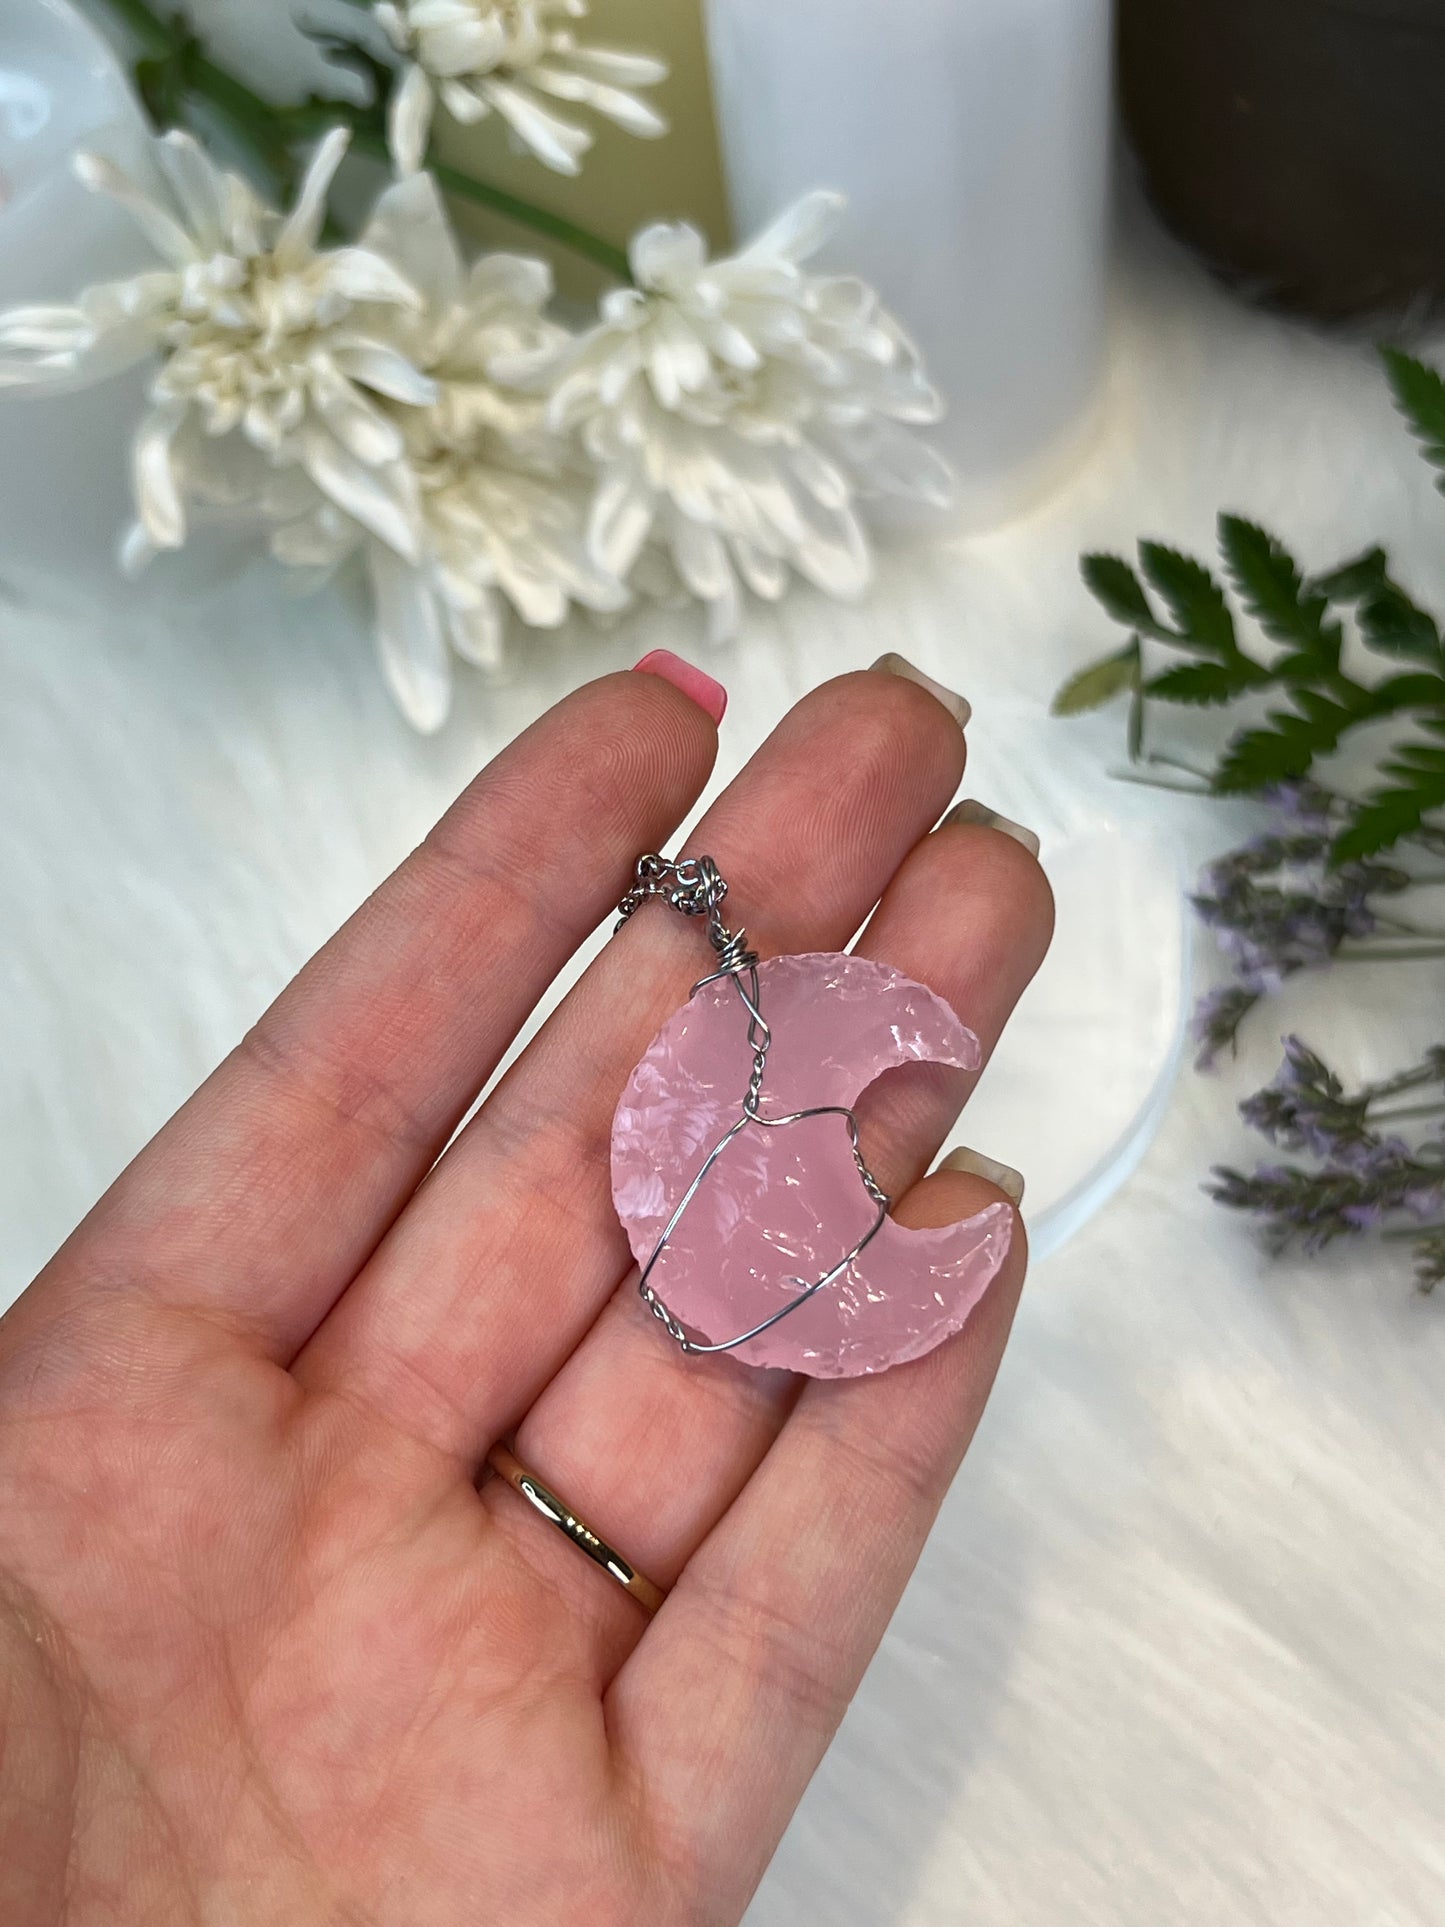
(1238, 1035), (1374, 1161)
(1191, 848), (1409, 988)
(1260, 779), (1337, 832)
(1192, 983), (1262, 1069)
(1206, 1156), (1438, 1252)
(1214, 1040), (1445, 1286)
(1415, 1234), (1445, 1295)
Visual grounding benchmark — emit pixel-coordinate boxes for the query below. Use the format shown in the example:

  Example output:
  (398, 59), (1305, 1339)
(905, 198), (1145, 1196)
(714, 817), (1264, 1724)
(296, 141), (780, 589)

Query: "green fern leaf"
(1080, 555), (1164, 635)
(1138, 542), (1236, 656)
(1383, 347), (1445, 483)
(1219, 514), (1338, 655)
(1312, 547), (1390, 601)
(1333, 769), (1445, 860)
(1371, 672), (1445, 712)
(1051, 646), (1140, 716)
(1357, 586), (1443, 666)
(1148, 661), (1260, 706)
(1215, 718), (1322, 791)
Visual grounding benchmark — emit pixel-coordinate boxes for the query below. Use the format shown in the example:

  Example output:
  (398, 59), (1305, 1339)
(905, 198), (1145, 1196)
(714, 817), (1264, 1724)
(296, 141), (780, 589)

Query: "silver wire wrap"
(616, 854), (891, 1356)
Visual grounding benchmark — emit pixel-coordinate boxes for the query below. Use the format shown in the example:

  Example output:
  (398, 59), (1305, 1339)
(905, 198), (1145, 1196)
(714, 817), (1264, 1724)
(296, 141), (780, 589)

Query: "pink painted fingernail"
(632, 649), (728, 726)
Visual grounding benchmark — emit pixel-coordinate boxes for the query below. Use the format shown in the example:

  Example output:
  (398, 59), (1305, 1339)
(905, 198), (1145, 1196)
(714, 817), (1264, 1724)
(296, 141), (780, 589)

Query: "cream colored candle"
(703, 0), (1114, 526)
(437, 0), (731, 298)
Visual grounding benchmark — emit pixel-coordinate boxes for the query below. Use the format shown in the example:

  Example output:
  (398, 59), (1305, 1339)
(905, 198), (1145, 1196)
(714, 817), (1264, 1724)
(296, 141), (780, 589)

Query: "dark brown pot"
(1118, 0), (1445, 319)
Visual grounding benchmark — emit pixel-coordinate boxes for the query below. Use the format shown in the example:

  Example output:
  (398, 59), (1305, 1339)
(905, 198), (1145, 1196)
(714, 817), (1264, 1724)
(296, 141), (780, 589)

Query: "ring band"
(486, 1445), (667, 1617)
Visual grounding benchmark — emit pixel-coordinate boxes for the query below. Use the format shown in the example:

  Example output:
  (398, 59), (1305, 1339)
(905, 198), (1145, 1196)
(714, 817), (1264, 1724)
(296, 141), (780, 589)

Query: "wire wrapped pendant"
(610, 855), (1014, 1378)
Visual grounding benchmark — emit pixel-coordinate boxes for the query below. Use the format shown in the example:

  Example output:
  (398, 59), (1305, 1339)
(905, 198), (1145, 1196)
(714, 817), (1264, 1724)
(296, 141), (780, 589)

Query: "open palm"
(0, 665), (1052, 1926)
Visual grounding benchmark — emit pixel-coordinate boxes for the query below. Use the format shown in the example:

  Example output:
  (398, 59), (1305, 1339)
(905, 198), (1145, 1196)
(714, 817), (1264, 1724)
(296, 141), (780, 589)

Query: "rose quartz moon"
(611, 953), (1014, 1377)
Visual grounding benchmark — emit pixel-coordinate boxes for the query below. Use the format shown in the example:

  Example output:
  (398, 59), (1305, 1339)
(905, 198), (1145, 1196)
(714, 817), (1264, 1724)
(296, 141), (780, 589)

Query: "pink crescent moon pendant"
(609, 856), (1014, 1378)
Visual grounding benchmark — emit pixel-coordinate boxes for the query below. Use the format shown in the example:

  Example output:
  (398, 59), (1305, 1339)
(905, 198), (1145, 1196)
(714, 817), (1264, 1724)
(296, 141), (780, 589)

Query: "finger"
(20, 670), (719, 1361)
(609, 1164), (1028, 1901)
(480, 819), (1051, 1659)
(294, 668), (971, 1451)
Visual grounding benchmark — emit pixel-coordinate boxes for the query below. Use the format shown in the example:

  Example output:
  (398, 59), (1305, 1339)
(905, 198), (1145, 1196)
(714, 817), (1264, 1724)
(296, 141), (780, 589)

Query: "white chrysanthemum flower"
(375, 0), (667, 177)
(272, 173), (625, 730)
(547, 193), (952, 639)
(0, 128), (436, 570)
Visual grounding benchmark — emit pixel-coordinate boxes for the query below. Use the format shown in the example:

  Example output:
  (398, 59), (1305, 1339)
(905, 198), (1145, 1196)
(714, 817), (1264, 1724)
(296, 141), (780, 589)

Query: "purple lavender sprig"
(1209, 1038), (1445, 1288)
(1190, 782), (1436, 1066)
(1414, 1234), (1445, 1294)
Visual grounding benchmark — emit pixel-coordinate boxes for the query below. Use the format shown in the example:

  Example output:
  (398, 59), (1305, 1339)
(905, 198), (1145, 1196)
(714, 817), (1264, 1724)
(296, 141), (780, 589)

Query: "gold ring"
(486, 1445), (667, 1617)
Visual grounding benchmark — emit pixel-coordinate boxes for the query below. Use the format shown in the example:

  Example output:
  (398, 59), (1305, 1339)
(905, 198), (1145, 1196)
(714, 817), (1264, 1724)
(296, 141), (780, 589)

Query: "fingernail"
(869, 652), (971, 731)
(942, 798), (1042, 858)
(632, 649), (727, 726)
(939, 1146), (1026, 1205)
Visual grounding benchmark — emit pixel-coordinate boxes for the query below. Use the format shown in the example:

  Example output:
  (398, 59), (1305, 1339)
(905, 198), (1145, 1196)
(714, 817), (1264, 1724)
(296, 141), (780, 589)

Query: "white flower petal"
(311, 357), (406, 465)
(644, 303), (712, 408)
(331, 337), (438, 405)
(440, 78), (490, 125)
(447, 592), (505, 668)
(274, 128), (351, 268)
(731, 536), (790, 601)
(528, 66), (667, 139)
(699, 556), (742, 641)
(82, 273), (179, 329)
(118, 520), (157, 578)
(323, 247), (424, 308)
(564, 46), (669, 87)
(789, 439), (852, 511)
(409, 0), (481, 30)
(132, 401), (190, 550)
(374, 2), (409, 53)
(629, 220), (706, 291)
(836, 418), (955, 505)
(242, 389), (297, 453)
(361, 171), (461, 312)
(387, 62), (435, 176)
(0, 305), (91, 354)
(588, 468), (655, 577)
(466, 251), (553, 314)
(222, 172), (266, 256)
(790, 498), (872, 599)
(369, 546), (452, 733)
(736, 191), (847, 268)
(154, 132), (229, 253)
(417, 16), (507, 75)
(492, 548), (568, 627)
(704, 317), (762, 372)
(301, 426), (422, 562)
(74, 152), (197, 266)
(483, 78), (590, 174)
(270, 512), (355, 569)
(671, 517), (733, 602)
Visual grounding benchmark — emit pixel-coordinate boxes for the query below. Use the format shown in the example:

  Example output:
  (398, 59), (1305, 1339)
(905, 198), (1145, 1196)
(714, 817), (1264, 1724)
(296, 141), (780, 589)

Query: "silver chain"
(616, 854), (890, 1357)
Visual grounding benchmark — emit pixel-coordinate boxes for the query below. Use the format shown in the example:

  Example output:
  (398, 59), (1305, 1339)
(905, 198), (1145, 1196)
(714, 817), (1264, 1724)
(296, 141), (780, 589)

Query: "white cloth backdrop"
(3, 209), (1442, 1923)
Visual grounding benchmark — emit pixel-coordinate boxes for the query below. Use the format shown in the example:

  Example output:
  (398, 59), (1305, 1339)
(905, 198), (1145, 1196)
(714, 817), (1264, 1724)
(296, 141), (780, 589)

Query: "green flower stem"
(1370, 1101), (1445, 1124)
(1114, 771), (1212, 796)
(98, 0), (632, 281)
(1384, 1223), (1445, 1241)
(343, 129), (632, 280)
(100, 0), (173, 55)
(1337, 944), (1445, 962)
(1375, 913), (1445, 939)
(1146, 751), (1217, 783)
(1365, 1062), (1445, 1102)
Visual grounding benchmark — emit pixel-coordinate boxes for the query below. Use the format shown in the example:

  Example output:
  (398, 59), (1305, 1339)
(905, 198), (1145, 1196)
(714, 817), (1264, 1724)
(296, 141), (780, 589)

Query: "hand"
(0, 664), (1052, 1927)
